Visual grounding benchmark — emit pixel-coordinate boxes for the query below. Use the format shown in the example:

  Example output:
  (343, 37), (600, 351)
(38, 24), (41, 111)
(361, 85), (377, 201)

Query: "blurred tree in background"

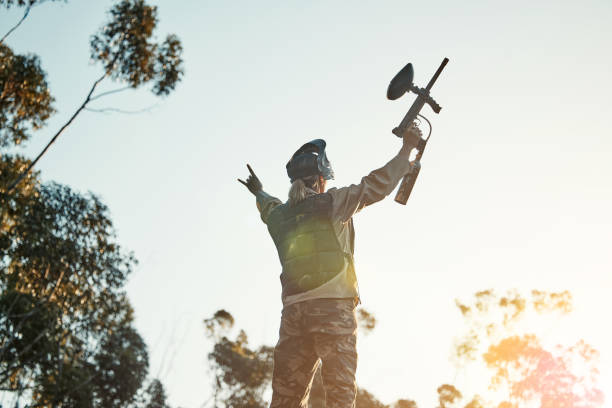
(448, 289), (604, 408)
(0, 0), (183, 406)
(0, 43), (54, 148)
(203, 310), (274, 408)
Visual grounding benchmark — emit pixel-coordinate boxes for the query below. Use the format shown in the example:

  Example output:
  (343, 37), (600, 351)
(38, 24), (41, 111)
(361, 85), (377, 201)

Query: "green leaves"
(0, 44), (55, 147)
(204, 310), (274, 408)
(2, 0), (184, 193)
(0, 158), (148, 406)
(3, 179), (135, 313)
(141, 379), (171, 408)
(93, 326), (149, 407)
(1, 0), (183, 405)
(90, 0), (184, 96)
(153, 34), (183, 96)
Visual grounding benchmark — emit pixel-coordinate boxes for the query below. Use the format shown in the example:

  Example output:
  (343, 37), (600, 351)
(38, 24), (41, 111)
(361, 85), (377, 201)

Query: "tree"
(0, 175), (150, 406)
(0, 44), (54, 147)
(436, 384), (461, 408)
(393, 399), (418, 408)
(449, 289), (604, 408)
(141, 379), (172, 408)
(0, 0), (184, 406)
(355, 388), (387, 408)
(203, 311), (274, 408)
(484, 336), (603, 408)
(1, 0), (184, 193)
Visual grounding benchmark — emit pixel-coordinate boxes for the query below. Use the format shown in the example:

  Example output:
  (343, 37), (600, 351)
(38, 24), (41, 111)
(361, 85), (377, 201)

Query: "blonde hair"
(288, 175), (320, 207)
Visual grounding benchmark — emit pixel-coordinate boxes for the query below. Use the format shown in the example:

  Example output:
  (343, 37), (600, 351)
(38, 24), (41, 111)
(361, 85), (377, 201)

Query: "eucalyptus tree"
(1, 0), (183, 406)
(1, 0), (184, 193)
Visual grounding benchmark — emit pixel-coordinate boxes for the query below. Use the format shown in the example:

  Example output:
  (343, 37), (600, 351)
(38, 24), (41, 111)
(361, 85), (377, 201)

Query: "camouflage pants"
(270, 298), (358, 408)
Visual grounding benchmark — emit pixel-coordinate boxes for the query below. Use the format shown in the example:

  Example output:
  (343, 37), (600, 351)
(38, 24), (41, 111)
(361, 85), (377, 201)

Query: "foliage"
(357, 307), (377, 335)
(462, 396), (484, 408)
(90, 0), (184, 96)
(1, 0), (184, 403)
(203, 309), (234, 339)
(484, 336), (603, 408)
(453, 289), (572, 364)
(1, 0), (184, 195)
(0, 44), (55, 147)
(1, 0), (182, 406)
(451, 289), (603, 408)
(436, 384), (461, 408)
(140, 379), (172, 408)
(204, 311), (274, 408)
(355, 388), (387, 408)
(392, 399), (418, 408)
(0, 156), (154, 406)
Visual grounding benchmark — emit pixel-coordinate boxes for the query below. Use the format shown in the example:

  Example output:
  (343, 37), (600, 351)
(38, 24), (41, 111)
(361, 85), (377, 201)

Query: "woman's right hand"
(401, 123), (423, 154)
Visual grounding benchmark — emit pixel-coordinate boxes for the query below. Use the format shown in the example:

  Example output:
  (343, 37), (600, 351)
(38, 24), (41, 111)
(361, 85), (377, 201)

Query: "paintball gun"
(387, 57), (449, 205)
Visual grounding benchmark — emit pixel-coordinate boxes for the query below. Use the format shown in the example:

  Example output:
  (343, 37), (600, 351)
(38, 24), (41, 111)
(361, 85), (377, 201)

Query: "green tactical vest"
(266, 192), (355, 298)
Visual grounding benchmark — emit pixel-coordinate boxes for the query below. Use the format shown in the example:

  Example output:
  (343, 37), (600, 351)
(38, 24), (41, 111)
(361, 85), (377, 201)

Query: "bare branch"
(84, 104), (158, 115)
(89, 85), (132, 102)
(0, 5), (31, 45)
(4, 73), (107, 194)
(161, 320), (191, 380)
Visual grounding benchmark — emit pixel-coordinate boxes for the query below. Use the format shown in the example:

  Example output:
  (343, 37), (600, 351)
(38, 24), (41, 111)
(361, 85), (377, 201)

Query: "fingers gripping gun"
(388, 58), (449, 205)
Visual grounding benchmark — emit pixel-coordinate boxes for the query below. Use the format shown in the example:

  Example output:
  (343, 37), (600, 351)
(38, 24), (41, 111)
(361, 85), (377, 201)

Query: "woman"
(238, 125), (422, 408)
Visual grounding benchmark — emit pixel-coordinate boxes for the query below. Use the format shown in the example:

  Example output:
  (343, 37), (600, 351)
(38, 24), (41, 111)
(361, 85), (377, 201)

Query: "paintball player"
(238, 124), (422, 408)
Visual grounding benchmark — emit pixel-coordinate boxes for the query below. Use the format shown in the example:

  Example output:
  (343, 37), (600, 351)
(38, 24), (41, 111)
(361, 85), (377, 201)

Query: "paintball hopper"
(387, 63), (414, 100)
(286, 139), (334, 182)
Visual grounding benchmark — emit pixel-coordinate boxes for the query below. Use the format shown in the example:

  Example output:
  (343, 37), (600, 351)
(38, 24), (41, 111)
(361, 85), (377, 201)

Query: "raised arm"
(329, 124), (422, 222)
(238, 164), (282, 224)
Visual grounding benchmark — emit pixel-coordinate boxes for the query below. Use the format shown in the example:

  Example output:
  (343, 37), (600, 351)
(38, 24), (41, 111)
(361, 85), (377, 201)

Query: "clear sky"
(3, 0), (611, 406)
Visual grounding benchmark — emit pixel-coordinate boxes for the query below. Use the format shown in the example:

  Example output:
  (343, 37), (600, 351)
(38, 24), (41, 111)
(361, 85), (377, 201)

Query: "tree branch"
(89, 85), (132, 102)
(0, 5), (31, 45)
(4, 73), (107, 194)
(84, 104), (157, 115)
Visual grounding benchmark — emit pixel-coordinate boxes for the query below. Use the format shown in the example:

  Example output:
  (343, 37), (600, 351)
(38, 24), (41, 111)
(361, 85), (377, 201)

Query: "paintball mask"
(286, 139), (334, 182)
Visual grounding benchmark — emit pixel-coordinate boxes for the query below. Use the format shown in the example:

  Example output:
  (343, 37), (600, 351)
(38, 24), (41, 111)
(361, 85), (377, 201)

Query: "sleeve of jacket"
(328, 151), (413, 223)
(255, 190), (283, 224)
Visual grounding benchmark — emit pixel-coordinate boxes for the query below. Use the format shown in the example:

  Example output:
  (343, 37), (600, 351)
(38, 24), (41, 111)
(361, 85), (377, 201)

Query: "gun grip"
(394, 162), (421, 205)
